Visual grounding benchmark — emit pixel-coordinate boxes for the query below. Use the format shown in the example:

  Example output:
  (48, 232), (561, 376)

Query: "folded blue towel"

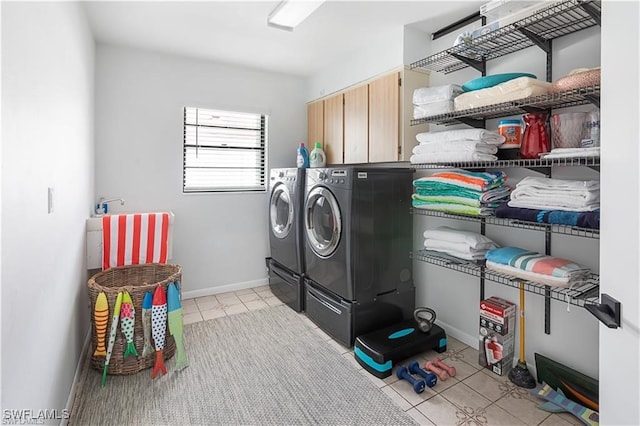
(494, 203), (600, 230)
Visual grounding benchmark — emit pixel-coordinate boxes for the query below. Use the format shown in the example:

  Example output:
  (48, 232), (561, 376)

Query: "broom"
(508, 282), (536, 388)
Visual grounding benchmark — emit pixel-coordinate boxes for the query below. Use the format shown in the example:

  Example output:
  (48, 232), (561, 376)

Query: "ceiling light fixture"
(267, 0), (325, 31)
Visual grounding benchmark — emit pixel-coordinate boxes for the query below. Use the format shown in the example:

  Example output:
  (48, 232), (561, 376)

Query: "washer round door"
(270, 183), (294, 239)
(305, 186), (342, 258)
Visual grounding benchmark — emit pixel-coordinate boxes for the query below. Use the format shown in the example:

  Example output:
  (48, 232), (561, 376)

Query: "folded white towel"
(509, 178), (600, 211)
(410, 152), (498, 164)
(511, 187), (600, 203)
(514, 176), (600, 192)
(416, 129), (505, 145)
(507, 198), (600, 212)
(413, 101), (454, 119)
(424, 239), (497, 253)
(540, 147), (601, 159)
(424, 243), (492, 261)
(413, 84), (463, 105)
(412, 140), (498, 155)
(423, 226), (498, 248)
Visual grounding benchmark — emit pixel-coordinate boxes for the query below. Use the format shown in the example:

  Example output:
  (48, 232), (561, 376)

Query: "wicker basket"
(87, 264), (182, 375)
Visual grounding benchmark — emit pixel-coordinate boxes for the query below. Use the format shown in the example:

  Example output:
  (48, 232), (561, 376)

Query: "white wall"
(1, 1), (94, 419)
(306, 26), (404, 101)
(600, 1), (640, 424)
(94, 45), (307, 297)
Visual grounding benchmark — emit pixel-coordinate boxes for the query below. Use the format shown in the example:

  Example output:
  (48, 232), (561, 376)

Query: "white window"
(183, 107), (267, 193)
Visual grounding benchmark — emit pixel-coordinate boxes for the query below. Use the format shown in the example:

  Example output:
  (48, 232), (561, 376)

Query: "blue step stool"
(354, 319), (447, 379)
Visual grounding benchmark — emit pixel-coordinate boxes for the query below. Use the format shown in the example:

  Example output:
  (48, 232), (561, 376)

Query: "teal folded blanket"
(413, 193), (501, 208)
(412, 196), (494, 216)
(414, 185), (510, 207)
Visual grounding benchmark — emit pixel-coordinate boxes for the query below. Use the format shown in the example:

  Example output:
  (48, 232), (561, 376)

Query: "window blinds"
(183, 107), (267, 192)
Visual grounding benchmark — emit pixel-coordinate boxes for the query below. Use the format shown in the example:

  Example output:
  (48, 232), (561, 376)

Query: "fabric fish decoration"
(151, 285), (168, 379)
(120, 291), (138, 358)
(167, 282), (188, 371)
(101, 292), (123, 388)
(531, 382), (599, 426)
(141, 291), (154, 357)
(93, 292), (109, 357)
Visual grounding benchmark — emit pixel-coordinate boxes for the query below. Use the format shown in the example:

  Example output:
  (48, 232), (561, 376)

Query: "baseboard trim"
(62, 327), (91, 426)
(436, 320), (477, 349)
(181, 278), (269, 300)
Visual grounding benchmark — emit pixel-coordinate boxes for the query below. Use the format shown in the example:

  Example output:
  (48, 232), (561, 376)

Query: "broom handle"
(519, 282), (526, 363)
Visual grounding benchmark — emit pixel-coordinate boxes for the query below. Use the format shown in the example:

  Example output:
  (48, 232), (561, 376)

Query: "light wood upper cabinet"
(343, 85), (369, 164)
(307, 100), (324, 150)
(323, 93), (344, 165)
(306, 67), (429, 165)
(369, 72), (400, 163)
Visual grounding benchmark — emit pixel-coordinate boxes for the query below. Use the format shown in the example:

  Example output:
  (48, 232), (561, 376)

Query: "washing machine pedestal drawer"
(267, 257), (304, 312)
(304, 279), (411, 347)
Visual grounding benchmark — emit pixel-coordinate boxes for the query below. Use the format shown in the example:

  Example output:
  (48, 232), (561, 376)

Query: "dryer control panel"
(308, 168), (351, 188)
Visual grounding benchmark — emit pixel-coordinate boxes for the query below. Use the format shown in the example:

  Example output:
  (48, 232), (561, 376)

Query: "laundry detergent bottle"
(309, 141), (326, 168)
(296, 142), (309, 168)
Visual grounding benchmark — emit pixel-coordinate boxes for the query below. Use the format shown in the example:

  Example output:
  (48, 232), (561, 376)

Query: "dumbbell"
(396, 365), (426, 394)
(408, 361), (437, 388)
(434, 357), (456, 378)
(424, 360), (448, 381)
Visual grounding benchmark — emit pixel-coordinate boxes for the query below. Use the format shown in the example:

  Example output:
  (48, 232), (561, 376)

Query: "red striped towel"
(102, 213), (170, 270)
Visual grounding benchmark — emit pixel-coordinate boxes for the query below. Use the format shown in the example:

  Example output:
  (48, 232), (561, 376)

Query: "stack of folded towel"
(410, 128), (506, 164)
(485, 246), (591, 288)
(508, 176), (600, 212)
(412, 169), (510, 216)
(413, 84), (464, 119)
(423, 226), (498, 261)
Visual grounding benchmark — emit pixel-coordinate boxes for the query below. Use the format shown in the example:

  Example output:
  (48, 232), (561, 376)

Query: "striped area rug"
(69, 305), (417, 425)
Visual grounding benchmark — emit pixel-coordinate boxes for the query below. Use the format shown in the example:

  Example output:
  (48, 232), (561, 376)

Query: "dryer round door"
(305, 186), (342, 258)
(270, 183), (294, 239)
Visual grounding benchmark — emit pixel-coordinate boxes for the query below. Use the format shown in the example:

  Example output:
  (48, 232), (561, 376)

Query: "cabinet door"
(369, 72), (400, 162)
(343, 85), (369, 164)
(307, 100), (324, 148)
(323, 93), (344, 165)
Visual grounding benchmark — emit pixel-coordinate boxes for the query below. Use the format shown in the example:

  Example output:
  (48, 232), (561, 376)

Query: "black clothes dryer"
(267, 168), (305, 312)
(303, 167), (415, 345)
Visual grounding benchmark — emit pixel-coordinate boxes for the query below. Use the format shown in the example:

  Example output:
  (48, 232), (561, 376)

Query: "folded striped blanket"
(412, 196), (494, 216)
(413, 193), (501, 208)
(414, 170), (507, 192)
(414, 184), (510, 207)
(485, 247), (591, 287)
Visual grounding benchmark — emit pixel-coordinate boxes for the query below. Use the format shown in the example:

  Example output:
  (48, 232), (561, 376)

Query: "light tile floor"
(186, 288), (584, 426)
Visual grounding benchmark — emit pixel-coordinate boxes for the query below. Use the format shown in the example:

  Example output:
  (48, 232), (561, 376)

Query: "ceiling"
(83, 1), (483, 77)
